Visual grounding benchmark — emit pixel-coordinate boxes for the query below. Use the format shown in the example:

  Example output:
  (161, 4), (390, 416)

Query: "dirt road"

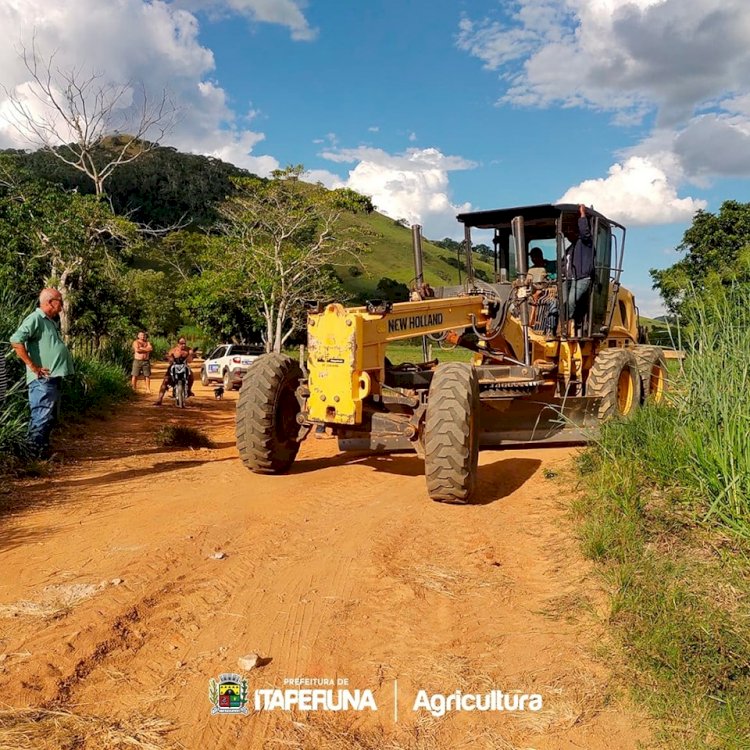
(0, 366), (650, 749)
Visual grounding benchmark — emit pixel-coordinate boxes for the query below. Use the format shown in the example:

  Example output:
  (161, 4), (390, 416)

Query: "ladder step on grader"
(235, 203), (668, 504)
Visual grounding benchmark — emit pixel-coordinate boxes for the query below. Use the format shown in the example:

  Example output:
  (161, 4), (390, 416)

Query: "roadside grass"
(61, 355), (134, 420)
(0, 708), (176, 750)
(574, 285), (750, 749)
(155, 424), (213, 449)
(2, 346), (133, 475)
(0, 381), (29, 466)
(148, 335), (171, 360)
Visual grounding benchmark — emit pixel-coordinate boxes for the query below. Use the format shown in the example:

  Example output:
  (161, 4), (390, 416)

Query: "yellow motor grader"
(235, 203), (667, 503)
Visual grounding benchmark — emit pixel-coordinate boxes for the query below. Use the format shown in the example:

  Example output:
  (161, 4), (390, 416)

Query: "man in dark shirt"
(564, 204), (595, 336)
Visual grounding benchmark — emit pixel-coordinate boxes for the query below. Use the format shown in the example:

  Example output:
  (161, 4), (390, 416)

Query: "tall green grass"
(674, 288), (750, 532)
(61, 355), (133, 420)
(589, 286), (750, 536)
(575, 284), (750, 748)
(0, 290), (34, 463)
(0, 380), (31, 461)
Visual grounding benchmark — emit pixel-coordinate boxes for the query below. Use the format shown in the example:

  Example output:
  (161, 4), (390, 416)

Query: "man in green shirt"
(10, 288), (74, 458)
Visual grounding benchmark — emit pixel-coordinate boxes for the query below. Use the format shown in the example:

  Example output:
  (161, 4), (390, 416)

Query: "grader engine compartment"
(235, 203), (668, 504)
(306, 296), (488, 427)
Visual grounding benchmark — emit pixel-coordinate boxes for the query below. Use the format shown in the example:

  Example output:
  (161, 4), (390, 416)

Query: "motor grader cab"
(235, 203), (667, 503)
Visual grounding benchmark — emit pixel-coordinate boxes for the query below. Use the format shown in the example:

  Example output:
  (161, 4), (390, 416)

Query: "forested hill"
(4, 141), (253, 228)
(3, 143), (492, 312)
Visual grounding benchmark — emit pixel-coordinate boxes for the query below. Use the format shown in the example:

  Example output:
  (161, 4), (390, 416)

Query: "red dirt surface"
(0, 366), (651, 749)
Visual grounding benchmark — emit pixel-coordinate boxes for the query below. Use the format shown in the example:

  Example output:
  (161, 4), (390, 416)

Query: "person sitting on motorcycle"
(153, 337), (195, 406)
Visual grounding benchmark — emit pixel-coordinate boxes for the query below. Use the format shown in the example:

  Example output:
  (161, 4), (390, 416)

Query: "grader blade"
(478, 395), (600, 447)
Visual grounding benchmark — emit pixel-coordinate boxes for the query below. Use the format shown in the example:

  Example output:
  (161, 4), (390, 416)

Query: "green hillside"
(639, 314), (679, 348)
(336, 211), (494, 301)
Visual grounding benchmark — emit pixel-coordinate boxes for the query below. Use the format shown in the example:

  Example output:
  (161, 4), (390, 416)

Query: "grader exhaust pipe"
(511, 215), (531, 366)
(411, 224), (429, 362)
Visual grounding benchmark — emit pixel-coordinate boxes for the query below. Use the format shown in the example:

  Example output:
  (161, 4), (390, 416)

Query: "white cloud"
(627, 283), (667, 319)
(318, 147), (476, 239)
(173, 0), (316, 41)
(0, 0), (280, 175)
(458, 0), (750, 124)
(557, 156), (706, 226)
(302, 168), (343, 189)
(672, 114), (750, 178)
(459, 0), (750, 213)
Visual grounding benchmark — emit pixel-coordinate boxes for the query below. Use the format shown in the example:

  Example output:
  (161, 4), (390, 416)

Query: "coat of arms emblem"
(209, 673), (249, 714)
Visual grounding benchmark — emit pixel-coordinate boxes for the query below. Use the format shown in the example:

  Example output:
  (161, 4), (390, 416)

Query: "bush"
(154, 425), (213, 449)
(61, 356), (133, 420)
(147, 335), (171, 361)
(375, 277), (409, 302)
(177, 325), (213, 357)
(0, 292), (35, 466)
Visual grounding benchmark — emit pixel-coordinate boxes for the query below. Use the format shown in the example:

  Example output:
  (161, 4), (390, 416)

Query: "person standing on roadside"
(9, 288), (74, 459)
(131, 331), (153, 393)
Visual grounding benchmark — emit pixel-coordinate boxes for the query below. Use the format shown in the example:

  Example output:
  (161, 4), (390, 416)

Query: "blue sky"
(2, 0), (750, 315)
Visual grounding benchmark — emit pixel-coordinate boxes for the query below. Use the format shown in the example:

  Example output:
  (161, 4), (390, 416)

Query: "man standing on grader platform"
(564, 204), (595, 337)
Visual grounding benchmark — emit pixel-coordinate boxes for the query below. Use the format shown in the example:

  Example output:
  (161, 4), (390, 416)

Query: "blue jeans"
(565, 278), (591, 323)
(27, 377), (62, 456)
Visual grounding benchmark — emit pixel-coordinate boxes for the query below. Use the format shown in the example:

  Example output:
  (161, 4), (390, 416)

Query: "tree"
(3, 42), (176, 197)
(0, 163), (138, 338)
(3, 144), (255, 229)
(201, 168), (368, 352)
(651, 201), (750, 314)
(124, 269), (183, 336)
(375, 277), (410, 302)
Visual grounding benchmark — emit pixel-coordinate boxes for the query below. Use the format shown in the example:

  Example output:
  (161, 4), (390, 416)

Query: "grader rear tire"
(586, 348), (642, 420)
(236, 354), (302, 474)
(634, 346), (667, 404)
(424, 363), (480, 504)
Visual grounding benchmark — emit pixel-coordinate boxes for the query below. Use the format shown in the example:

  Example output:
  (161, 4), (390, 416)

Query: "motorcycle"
(169, 358), (190, 408)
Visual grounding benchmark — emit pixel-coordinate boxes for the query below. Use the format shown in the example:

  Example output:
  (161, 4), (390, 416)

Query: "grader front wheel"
(424, 363), (480, 504)
(586, 349), (642, 420)
(236, 354), (303, 474)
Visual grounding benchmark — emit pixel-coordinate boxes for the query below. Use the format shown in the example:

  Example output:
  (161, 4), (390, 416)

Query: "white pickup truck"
(200, 344), (265, 390)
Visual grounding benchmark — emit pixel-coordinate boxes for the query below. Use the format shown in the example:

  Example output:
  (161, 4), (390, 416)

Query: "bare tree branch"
(3, 39), (178, 197)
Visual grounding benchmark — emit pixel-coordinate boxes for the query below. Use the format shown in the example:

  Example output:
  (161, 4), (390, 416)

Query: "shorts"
(131, 359), (151, 378)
